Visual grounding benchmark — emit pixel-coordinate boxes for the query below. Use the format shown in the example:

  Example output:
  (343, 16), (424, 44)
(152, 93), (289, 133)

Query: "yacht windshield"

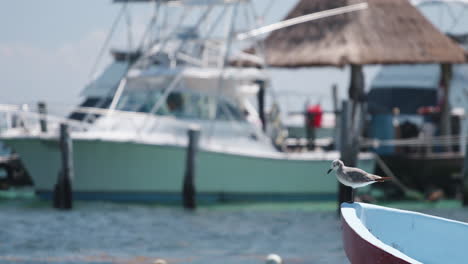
(116, 90), (246, 121)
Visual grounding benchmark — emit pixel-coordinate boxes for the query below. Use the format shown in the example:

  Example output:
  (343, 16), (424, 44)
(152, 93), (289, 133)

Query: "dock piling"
(53, 123), (73, 209)
(256, 80), (266, 132)
(183, 127), (200, 210)
(332, 84), (339, 150)
(38, 102), (47, 133)
(463, 143), (468, 206)
(338, 100), (355, 208)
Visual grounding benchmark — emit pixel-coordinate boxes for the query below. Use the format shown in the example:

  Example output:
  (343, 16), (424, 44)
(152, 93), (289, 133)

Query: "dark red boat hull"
(341, 215), (411, 264)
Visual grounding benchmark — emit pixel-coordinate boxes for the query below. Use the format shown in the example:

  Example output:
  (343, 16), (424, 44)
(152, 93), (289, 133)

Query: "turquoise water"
(1, 190), (468, 264)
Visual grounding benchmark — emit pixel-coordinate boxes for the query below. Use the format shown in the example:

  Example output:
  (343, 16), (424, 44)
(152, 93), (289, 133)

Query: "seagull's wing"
(344, 167), (375, 182)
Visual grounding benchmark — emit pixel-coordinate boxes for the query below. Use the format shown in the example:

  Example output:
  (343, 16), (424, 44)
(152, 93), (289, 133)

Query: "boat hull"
(341, 202), (468, 264)
(3, 137), (374, 202)
(341, 210), (411, 264)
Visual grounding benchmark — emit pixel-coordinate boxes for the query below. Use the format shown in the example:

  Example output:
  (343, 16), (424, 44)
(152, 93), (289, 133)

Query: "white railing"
(361, 135), (467, 148)
(0, 104), (204, 137)
(0, 104), (90, 135)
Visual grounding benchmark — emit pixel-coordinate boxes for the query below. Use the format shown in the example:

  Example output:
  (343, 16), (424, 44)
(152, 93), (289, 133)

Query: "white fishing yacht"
(0, 0), (374, 202)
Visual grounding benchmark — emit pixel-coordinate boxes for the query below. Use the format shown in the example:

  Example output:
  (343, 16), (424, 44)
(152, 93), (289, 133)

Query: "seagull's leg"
(349, 188), (354, 203)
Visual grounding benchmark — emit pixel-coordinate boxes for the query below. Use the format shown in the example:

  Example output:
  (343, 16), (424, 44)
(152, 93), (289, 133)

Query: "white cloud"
(0, 8), (153, 111)
(0, 29), (109, 110)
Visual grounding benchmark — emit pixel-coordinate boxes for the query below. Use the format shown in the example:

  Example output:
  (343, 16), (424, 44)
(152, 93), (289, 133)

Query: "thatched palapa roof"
(260, 0), (466, 67)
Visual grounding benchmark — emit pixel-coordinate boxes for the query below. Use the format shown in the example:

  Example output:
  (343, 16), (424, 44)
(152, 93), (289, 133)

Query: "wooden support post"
(463, 143), (468, 206)
(358, 103), (367, 148)
(53, 123), (73, 209)
(349, 65), (364, 131)
(256, 80), (266, 132)
(338, 64), (364, 212)
(439, 63), (453, 152)
(332, 84), (339, 113)
(338, 100), (355, 209)
(332, 84), (340, 150)
(183, 127), (200, 210)
(38, 102), (47, 133)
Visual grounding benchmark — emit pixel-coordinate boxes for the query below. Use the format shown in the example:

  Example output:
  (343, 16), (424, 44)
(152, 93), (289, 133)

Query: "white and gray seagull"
(327, 159), (391, 188)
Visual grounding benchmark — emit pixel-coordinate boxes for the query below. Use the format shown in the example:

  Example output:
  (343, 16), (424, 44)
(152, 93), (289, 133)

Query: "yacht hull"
(3, 137), (374, 202)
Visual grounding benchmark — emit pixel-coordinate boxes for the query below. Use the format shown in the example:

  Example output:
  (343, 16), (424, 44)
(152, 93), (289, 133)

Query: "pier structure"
(254, 0), (466, 208)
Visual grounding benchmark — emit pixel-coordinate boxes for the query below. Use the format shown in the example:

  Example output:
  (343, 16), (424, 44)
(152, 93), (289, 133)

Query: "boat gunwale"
(341, 202), (468, 264)
(341, 202), (419, 263)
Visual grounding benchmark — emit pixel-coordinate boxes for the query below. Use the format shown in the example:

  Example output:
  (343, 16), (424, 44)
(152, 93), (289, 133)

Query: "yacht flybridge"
(0, 0), (374, 202)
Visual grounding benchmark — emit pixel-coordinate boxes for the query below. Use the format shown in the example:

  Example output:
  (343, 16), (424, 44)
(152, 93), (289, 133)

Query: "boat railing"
(0, 103), (208, 137)
(361, 135), (466, 148)
(0, 103), (90, 135)
(361, 134), (466, 156)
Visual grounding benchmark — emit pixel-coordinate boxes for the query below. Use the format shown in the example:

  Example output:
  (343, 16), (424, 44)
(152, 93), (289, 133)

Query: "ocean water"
(1, 193), (468, 264)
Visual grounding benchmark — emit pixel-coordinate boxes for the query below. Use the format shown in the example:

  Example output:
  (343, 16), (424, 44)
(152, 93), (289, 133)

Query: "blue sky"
(0, 0), (466, 112)
(1, 1), (117, 106)
(0, 1), (296, 107)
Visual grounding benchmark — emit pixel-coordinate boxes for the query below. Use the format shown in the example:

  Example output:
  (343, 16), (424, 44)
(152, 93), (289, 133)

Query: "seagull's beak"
(327, 168), (332, 174)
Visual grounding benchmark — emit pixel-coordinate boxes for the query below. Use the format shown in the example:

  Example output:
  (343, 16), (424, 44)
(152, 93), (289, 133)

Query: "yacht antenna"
(207, 2), (240, 141)
(125, 5), (134, 51)
(137, 4), (219, 133)
(145, 1), (162, 50)
(169, 5), (215, 67)
(80, 3), (128, 124)
(136, 2), (244, 134)
(87, 3), (127, 82)
(107, 6), (194, 112)
(82, 1), (162, 124)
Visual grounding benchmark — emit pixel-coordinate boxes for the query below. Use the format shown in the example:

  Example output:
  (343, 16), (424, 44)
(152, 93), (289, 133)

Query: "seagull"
(327, 159), (391, 188)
